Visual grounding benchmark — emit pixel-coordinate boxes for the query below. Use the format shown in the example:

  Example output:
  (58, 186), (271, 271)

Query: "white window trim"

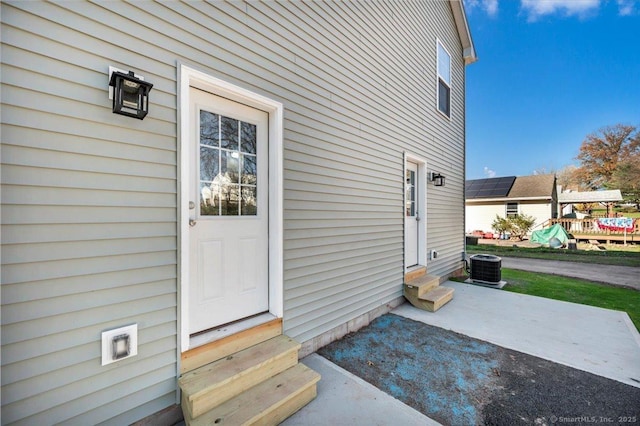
(177, 63), (284, 354)
(436, 38), (452, 120)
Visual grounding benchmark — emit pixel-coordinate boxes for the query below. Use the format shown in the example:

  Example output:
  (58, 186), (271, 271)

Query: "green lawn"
(500, 268), (640, 331)
(466, 244), (640, 267)
(591, 208), (640, 218)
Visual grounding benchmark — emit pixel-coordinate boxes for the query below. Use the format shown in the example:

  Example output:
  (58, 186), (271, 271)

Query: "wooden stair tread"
(421, 286), (454, 302)
(404, 266), (427, 282)
(403, 280), (454, 313)
(186, 363), (321, 426)
(405, 274), (440, 297)
(180, 335), (299, 397)
(181, 318), (282, 374)
(179, 335), (300, 417)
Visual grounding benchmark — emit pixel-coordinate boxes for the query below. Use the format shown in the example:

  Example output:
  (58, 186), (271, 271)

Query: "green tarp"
(531, 224), (570, 246)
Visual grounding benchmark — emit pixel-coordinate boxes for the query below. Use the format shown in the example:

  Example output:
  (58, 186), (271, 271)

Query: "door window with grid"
(199, 111), (258, 216)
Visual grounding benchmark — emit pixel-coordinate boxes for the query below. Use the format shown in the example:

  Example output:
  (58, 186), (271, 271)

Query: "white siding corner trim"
(177, 63), (284, 353)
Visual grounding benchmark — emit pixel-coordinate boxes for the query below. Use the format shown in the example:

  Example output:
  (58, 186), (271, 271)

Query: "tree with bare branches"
(555, 164), (582, 191)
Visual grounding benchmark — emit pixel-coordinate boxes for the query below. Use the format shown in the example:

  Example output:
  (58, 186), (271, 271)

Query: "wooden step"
(179, 335), (300, 419)
(184, 363), (321, 426)
(404, 266), (427, 283)
(404, 283), (454, 313)
(421, 286), (454, 312)
(181, 318), (282, 374)
(404, 274), (440, 297)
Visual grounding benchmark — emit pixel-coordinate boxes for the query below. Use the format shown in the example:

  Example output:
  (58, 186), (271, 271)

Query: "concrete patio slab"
(393, 281), (640, 388)
(282, 353), (439, 426)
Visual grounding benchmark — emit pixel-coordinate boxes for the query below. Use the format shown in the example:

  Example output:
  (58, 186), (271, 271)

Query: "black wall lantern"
(109, 70), (153, 120)
(429, 172), (445, 187)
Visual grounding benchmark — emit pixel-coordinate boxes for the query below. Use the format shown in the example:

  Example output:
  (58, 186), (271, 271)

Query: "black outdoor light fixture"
(109, 70), (153, 120)
(430, 172), (445, 187)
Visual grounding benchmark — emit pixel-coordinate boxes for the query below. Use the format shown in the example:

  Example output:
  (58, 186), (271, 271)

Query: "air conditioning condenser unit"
(467, 254), (506, 289)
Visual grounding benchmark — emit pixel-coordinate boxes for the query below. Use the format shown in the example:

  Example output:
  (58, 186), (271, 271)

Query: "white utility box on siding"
(101, 324), (138, 366)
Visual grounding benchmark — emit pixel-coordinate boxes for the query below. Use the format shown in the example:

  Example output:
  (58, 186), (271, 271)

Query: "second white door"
(405, 162), (419, 268)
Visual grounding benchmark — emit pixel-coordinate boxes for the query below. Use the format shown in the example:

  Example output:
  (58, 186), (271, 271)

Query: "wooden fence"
(547, 218), (640, 243)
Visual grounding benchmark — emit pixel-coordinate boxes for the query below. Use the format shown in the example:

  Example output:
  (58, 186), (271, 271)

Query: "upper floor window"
(506, 202), (519, 218)
(437, 40), (451, 118)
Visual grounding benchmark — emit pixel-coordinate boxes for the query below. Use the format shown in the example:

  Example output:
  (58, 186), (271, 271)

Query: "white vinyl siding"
(466, 201), (554, 235)
(466, 203), (506, 234)
(1, 0), (468, 423)
(519, 201), (555, 231)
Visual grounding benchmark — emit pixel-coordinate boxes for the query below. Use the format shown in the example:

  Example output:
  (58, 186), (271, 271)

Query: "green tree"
(610, 152), (640, 208)
(574, 124), (639, 190)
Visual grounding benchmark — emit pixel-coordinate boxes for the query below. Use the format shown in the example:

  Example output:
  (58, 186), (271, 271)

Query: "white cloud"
(617, 0), (635, 16)
(483, 167), (497, 178)
(520, 0), (600, 20)
(483, 0), (499, 16)
(465, 0), (499, 17)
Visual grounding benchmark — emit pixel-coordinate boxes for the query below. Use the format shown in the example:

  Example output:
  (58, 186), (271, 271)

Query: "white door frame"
(178, 64), (284, 352)
(404, 152), (427, 271)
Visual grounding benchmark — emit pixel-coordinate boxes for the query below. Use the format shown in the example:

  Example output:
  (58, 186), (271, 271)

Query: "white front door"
(188, 88), (269, 334)
(405, 161), (419, 268)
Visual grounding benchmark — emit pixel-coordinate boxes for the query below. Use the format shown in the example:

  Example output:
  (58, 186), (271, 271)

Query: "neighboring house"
(466, 174), (558, 235)
(1, 1), (476, 424)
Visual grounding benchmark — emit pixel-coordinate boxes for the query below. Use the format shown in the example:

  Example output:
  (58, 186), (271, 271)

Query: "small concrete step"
(421, 286), (455, 312)
(404, 266), (426, 283)
(404, 274), (440, 298)
(179, 335), (300, 419)
(185, 363), (321, 426)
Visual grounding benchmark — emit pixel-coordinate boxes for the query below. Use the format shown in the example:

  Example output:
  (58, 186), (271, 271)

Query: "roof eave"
(559, 198), (623, 203)
(451, 1), (478, 65)
(466, 196), (553, 203)
(558, 190), (623, 204)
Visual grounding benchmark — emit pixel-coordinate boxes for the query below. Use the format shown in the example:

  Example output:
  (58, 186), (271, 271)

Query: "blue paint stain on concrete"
(318, 313), (500, 425)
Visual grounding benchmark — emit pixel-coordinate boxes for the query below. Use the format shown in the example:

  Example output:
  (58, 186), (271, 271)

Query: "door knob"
(189, 219), (197, 227)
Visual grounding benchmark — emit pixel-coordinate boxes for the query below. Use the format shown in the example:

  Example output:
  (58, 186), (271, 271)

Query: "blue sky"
(464, 0), (640, 180)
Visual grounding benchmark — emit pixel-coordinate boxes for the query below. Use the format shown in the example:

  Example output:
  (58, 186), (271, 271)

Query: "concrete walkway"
(282, 354), (438, 426)
(394, 282), (640, 388)
(285, 280), (640, 424)
(500, 256), (640, 290)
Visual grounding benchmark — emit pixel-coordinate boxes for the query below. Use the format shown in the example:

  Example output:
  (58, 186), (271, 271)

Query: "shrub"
(491, 215), (510, 236)
(509, 214), (536, 240)
(491, 214), (536, 241)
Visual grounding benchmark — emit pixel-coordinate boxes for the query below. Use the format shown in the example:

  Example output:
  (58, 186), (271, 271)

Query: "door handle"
(189, 219), (197, 227)
(416, 216), (421, 222)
